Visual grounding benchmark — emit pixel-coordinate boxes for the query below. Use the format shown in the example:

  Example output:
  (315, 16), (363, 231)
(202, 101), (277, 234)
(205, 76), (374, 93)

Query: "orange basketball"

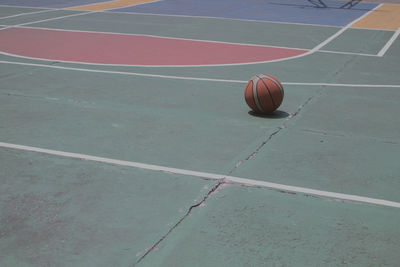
(244, 74), (284, 114)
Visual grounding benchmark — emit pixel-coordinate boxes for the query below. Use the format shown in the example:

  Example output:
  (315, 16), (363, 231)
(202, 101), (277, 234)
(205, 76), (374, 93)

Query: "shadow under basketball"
(248, 110), (290, 119)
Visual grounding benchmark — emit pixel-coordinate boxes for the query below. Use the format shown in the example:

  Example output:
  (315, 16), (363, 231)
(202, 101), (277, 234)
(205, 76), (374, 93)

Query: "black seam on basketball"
(267, 75), (284, 98)
(268, 76), (285, 99)
(257, 75), (276, 110)
(261, 74), (284, 98)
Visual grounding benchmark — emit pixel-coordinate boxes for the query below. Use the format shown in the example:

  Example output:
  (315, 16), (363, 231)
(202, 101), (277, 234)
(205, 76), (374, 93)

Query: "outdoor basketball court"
(0, 0), (400, 266)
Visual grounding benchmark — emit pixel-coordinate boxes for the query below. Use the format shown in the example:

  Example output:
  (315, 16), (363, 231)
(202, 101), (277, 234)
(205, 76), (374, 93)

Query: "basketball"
(244, 74), (284, 114)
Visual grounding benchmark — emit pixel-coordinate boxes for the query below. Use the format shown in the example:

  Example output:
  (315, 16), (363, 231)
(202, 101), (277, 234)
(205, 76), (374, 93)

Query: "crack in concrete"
(133, 53), (364, 266)
(134, 181), (224, 266)
(227, 92), (318, 176)
(228, 51), (363, 176)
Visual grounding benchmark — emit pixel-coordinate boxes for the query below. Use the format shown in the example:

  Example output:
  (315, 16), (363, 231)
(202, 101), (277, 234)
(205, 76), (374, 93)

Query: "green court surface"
(1, 2), (400, 266)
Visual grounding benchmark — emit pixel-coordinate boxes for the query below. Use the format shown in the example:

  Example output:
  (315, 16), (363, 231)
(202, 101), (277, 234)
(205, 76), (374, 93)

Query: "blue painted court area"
(0, 0), (105, 8)
(112, 0), (378, 26)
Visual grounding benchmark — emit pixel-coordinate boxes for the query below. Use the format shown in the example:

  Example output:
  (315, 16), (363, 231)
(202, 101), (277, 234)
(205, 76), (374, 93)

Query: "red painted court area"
(0, 27), (307, 66)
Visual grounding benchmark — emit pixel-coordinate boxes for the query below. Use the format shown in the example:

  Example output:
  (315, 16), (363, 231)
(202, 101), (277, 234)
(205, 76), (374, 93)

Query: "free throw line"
(0, 141), (399, 208)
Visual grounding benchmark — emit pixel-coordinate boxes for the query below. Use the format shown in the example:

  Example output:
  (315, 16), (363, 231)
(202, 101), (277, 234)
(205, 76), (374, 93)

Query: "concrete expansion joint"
(227, 90), (320, 176)
(133, 181), (224, 266)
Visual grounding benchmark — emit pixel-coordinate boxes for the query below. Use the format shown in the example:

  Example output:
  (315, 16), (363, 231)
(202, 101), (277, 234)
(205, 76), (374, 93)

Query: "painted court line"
(0, 59), (246, 82)
(318, 49), (379, 57)
(0, 49), (308, 68)
(377, 28), (400, 57)
(0, 6), (382, 63)
(102, 10), (341, 29)
(283, 82), (400, 88)
(0, 8), (56, 20)
(0, 25), (381, 67)
(0, 141), (399, 208)
(68, 0), (163, 11)
(0, 4), (53, 10)
(13, 25), (307, 51)
(1, 60), (400, 88)
(351, 4), (400, 31)
(0, 26), (307, 67)
(16, 25), (391, 59)
(0, 11), (95, 31)
(311, 4), (382, 53)
(0, 4), (341, 28)
(0, 3), (388, 31)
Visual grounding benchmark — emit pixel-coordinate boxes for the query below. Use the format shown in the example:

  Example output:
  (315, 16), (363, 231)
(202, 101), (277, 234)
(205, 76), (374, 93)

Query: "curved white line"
(0, 50), (309, 68)
(15, 25), (308, 50)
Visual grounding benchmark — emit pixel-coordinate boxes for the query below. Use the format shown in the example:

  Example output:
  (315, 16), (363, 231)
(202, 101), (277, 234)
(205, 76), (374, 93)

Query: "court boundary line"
(0, 8), (56, 20)
(1, 60), (400, 88)
(0, 141), (399, 208)
(377, 27), (400, 56)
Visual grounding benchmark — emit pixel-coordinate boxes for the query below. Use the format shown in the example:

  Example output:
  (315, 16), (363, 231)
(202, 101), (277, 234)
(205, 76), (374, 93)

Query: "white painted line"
(318, 49), (379, 57)
(0, 59), (246, 82)
(0, 4), (341, 29)
(0, 4), (54, 10)
(311, 4), (382, 53)
(0, 11), (95, 31)
(0, 3), (385, 33)
(0, 25), (310, 68)
(0, 25), (383, 67)
(310, 26), (348, 53)
(283, 82), (400, 88)
(109, 0), (165, 11)
(350, 3), (383, 27)
(377, 27), (400, 57)
(66, 0), (165, 10)
(344, 26), (393, 32)
(225, 176), (400, 208)
(0, 141), (399, 208)
(0, 48), (310, 68)
(0, 8), (56, 20)
(1, 60), (400, 88)
(100, 10), (341, 28)
(13, 25), (307, 51)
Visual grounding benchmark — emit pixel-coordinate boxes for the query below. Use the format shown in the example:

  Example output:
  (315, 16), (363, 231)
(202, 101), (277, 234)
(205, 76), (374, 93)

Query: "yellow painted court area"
(351, 4), (400, 30)
(69, 0), (159, 11)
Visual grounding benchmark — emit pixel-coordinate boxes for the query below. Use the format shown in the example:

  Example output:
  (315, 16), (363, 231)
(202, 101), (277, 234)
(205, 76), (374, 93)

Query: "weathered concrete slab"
(139, 185), (400, 266)
(0, 147), (216, 266)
